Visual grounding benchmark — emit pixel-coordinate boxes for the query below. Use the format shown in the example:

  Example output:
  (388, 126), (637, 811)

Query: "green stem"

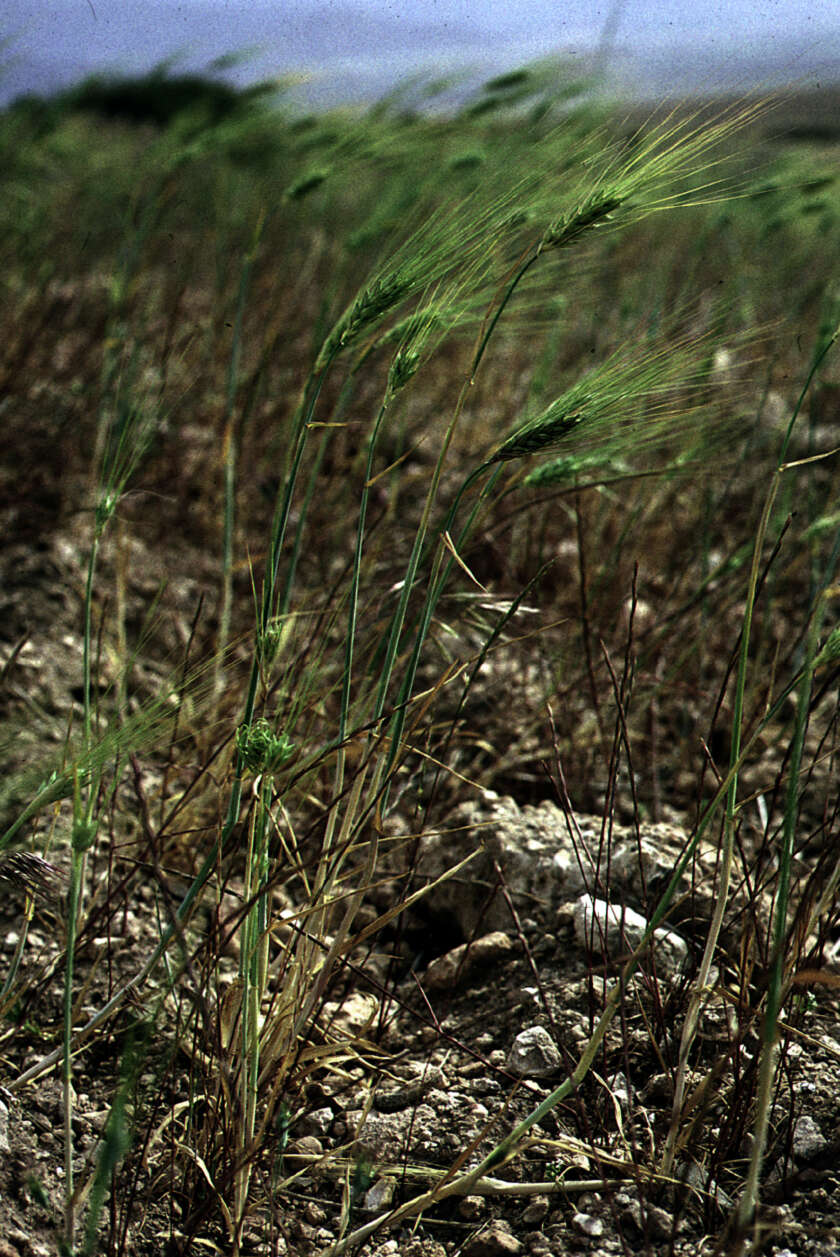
(82, 530), (102, 751)
(63, 849), (83, 1254)
(662, 466), (781, 1177)
(736, 574), (827, 1234)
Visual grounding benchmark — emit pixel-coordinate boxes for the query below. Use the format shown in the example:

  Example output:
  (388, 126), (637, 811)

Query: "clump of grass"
(2, 62), (839, 1257)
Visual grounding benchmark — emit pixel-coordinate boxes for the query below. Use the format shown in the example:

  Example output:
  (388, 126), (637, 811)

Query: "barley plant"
(1, 62), (839, 1257)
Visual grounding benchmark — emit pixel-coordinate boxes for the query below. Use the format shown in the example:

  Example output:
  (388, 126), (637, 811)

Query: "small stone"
(300, 1106), (333, 1136)
(363, 1177), (395, 1213)
(424, 931), (514, 991)
(572, 1211), (603, 1238)
(792, 1114), (826, 1161)
(609, 1071), (632, 1110)
(620, 1198), (674, 1241)
(322, 991), (379, 1034)
(508, 1025), (562, 1078)
(289, 1135), (323, 1158)
(462, 1218), (522, 1255)
(573, 895), (688, 970)
(458, 1195), (486, 1220)
(641, 1072), (673, 1103)
(0, 1100), (9, 1155)
(521, 1194), (550, 1224)
(351, 1102), (456, 1162)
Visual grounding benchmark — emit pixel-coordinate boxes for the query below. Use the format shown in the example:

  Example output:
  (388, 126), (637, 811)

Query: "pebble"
(299, 1106), (333, 1136)
(573, 895), (688, 970)
(572, 1211), (604, 1238)
(462, 1219), (522, 1255)
(424, 931), (514, 990)
(507, 1026), (562, 1079)
(792, 1114), (826, 1161)
(289, 1135), (323, 1158)
(521, 1195), (550, 1224)
(363, 1177), (395, 1213)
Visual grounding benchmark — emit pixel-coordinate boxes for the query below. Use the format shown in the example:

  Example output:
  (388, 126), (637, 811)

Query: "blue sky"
(3, 0), (839, 107)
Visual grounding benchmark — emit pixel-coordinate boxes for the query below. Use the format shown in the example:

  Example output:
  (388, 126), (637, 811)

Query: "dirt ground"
(3, 86), (840, 1252)
(2, 514), (840, 1257)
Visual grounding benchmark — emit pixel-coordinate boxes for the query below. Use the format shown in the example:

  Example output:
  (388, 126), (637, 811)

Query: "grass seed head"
(388, 347), (420, 393)
(814, 625), (840, 671)
(236, 717), (296, 775)
(523, 451), (621, 486)
(285, 169), (329, 201)
(318, 273), (413, 367)
(72, 815), (99, 854)
(491, 402), (588, 462)
(0, 852), (63, 898)
(541, 193), (622, 250)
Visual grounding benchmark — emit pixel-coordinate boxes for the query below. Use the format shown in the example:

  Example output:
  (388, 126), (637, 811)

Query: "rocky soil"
(2, 523), (840, 1257)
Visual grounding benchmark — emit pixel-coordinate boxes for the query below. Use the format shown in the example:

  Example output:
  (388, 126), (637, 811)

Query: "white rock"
(573, 895), (687, 970)
(572, 1211), (604, 1238)
(507, 1025), (561, 1078)
(363, 1177), (395, 1213)
(792, 1114), (826, 1161)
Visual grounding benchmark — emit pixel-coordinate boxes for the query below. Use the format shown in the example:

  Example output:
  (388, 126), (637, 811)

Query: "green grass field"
(2, 63), (840, 1256)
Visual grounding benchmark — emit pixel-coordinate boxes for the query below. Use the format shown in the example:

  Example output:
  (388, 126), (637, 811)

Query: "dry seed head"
(0, 852), (63, 898)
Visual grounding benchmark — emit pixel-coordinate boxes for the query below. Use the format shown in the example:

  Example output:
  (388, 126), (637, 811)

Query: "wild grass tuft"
(2, 63), (838, 1257)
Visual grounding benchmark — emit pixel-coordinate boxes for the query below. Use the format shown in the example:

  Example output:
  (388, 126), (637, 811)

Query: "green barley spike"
(541, 194), (621, 250)
(491, 403), (587, 463)
(319, 273), (412, 366)
(814, 625), (840, 671)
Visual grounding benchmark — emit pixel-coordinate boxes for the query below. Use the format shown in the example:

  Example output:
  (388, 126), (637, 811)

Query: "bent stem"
(733, 607), (821, 1247)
